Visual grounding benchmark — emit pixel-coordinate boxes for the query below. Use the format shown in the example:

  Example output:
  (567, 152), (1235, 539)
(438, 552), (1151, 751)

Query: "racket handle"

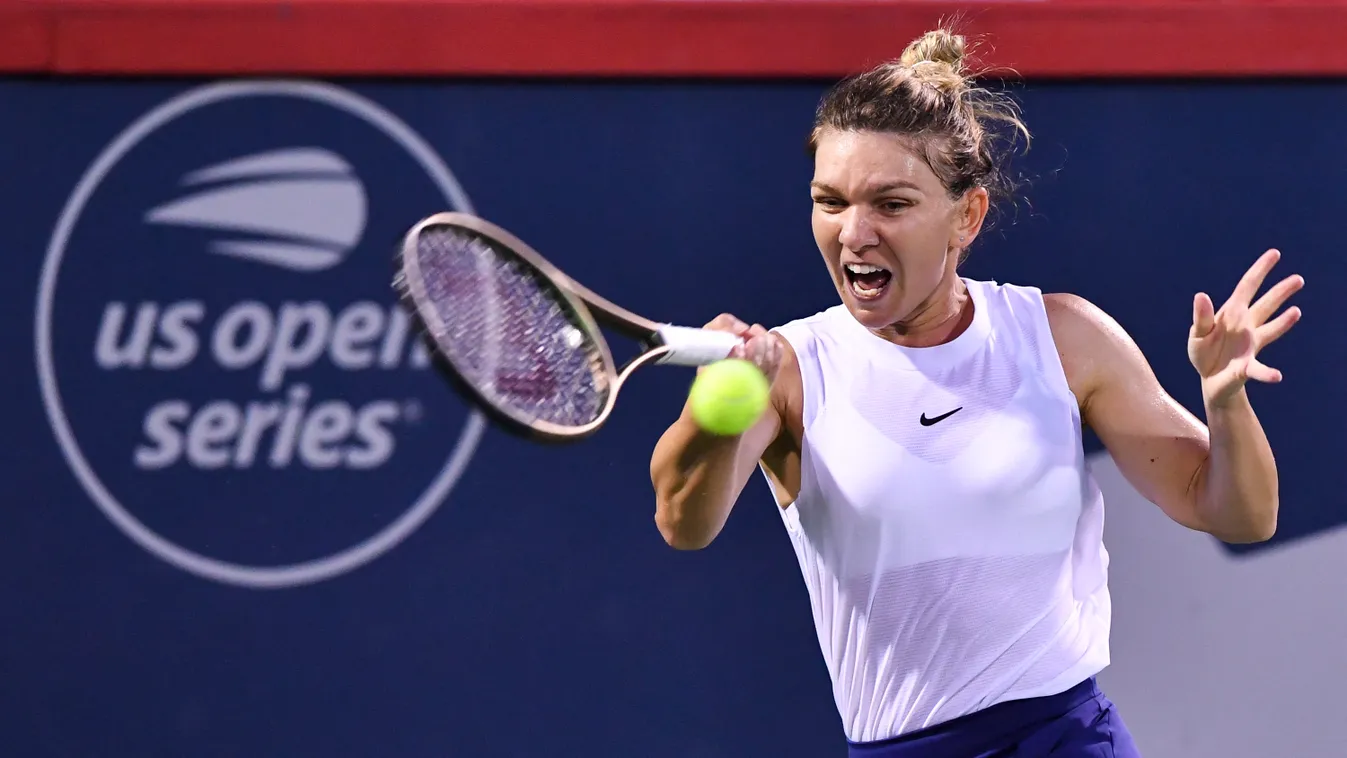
(655, 325), (742, 366)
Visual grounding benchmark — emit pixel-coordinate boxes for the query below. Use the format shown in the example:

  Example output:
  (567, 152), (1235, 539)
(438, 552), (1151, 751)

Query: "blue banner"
(1, 78), (1342, 758)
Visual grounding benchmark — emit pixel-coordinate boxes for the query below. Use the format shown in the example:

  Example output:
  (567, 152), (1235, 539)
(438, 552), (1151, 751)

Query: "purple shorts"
(847, 677), (1141, 758)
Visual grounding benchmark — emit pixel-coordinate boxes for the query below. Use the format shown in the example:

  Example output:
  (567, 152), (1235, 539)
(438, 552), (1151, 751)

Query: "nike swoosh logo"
(920, 407), (962, 426)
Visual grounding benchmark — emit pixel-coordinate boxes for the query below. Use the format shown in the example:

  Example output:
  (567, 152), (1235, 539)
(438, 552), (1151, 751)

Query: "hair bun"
(899, 29), (967, 72)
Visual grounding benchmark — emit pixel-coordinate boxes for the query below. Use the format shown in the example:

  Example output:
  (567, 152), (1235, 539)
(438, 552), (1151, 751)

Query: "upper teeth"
(846, 263), (885, 274)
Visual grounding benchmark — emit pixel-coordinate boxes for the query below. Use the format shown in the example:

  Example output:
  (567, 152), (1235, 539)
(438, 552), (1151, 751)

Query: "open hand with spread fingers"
(1189, 249), (1304, 408)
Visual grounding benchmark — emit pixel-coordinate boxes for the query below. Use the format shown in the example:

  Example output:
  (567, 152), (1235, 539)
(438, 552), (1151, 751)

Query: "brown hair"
(807, 27), (1030, 210)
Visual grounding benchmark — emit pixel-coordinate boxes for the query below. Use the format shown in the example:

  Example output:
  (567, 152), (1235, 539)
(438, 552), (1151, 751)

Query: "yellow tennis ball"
(688, 359), (770, 436)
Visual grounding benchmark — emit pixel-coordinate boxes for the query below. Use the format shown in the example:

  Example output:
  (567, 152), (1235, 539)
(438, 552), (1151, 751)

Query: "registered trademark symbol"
(403, 400), (424, 423)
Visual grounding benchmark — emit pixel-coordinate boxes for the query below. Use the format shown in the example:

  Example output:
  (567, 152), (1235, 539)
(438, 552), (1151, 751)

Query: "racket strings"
(411, 225), (610, 430)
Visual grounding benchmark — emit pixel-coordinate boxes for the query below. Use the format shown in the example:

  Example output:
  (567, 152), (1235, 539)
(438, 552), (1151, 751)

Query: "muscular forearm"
(649, 315), (786, 550)
(1196, 387), (1279, 543)
(649, 409), (754, 550)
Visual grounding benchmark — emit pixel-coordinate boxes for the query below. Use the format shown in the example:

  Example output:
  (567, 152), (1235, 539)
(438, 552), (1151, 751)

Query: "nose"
(837, 206), (878, 252)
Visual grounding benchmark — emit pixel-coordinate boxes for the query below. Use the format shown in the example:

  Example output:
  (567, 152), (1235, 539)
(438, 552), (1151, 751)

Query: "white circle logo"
(36, 80), (485, 589)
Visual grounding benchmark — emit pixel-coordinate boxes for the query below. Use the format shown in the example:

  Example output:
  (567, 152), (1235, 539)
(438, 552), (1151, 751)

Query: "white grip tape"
(655, 325), (742, 366)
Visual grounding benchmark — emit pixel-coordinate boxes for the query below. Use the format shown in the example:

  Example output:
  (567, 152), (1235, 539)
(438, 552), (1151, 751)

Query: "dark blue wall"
(0, 78), (1341, 758)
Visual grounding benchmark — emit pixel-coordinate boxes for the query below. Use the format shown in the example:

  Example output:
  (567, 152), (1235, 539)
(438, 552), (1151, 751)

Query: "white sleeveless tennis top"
(766, 278), (1111, 744)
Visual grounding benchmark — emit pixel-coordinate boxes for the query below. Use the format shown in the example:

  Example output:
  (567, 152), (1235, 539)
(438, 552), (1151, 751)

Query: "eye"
(879, 199), (911, 213)
(812, 196), (846, 211)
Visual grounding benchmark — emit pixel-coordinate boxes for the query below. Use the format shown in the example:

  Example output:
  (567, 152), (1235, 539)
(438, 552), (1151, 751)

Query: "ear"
(950, 186), (989, 250)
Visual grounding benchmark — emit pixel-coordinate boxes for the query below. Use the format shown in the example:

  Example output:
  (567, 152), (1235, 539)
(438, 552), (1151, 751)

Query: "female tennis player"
(649, 27), (1302, 758)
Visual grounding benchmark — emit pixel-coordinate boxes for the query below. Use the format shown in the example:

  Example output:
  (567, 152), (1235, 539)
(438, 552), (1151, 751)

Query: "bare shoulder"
(1043, 291), (1124, 340)
(1042, 292), (1151, 407)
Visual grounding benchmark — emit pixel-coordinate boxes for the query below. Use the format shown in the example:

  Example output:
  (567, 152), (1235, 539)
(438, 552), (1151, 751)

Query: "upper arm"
(1045, 293), (1214, 532)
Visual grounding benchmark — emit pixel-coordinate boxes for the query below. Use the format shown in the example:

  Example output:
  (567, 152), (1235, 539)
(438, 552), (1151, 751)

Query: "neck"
(872, 270), (973, 347)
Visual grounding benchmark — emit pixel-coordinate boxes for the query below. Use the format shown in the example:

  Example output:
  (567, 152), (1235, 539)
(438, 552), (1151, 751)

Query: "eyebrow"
(810, 180), (920, 195)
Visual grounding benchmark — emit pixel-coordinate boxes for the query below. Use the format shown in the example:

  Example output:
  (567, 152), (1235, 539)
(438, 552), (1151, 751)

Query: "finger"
(754, 332), (777, 362)
(705, 313), (750, 334)
(763, 336), (785, 379)
(1256, 306), (1302, 347)
(1231, 249), (1280, 306)
(1250, 274), (1304, 325)
(759, 333), (786, 363)
(1246, 359), (1283, 384)
(746, 323), (769, 339)
(728, 321), (754, 339)
(1192, 292), (1216, 337)
(743, 334), (764, 362)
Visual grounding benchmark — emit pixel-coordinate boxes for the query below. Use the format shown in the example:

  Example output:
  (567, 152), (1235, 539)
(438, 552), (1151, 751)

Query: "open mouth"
(843, 262), (893, 301)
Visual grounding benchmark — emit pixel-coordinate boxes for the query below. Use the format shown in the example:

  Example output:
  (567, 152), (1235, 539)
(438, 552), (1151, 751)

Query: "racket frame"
(395, 211), (733, 443)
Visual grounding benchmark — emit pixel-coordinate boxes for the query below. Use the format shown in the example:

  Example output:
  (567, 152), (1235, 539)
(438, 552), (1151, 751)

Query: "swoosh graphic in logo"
(178, 146), (352, 185)
(143, 147), (367, 272)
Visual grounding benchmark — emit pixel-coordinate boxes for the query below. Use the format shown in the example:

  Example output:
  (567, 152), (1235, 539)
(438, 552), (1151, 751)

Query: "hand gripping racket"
(393, 212), (743, 442)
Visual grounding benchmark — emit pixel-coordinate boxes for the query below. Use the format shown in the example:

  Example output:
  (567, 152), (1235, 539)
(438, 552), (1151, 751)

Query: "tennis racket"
(393, 211), (743, 443)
